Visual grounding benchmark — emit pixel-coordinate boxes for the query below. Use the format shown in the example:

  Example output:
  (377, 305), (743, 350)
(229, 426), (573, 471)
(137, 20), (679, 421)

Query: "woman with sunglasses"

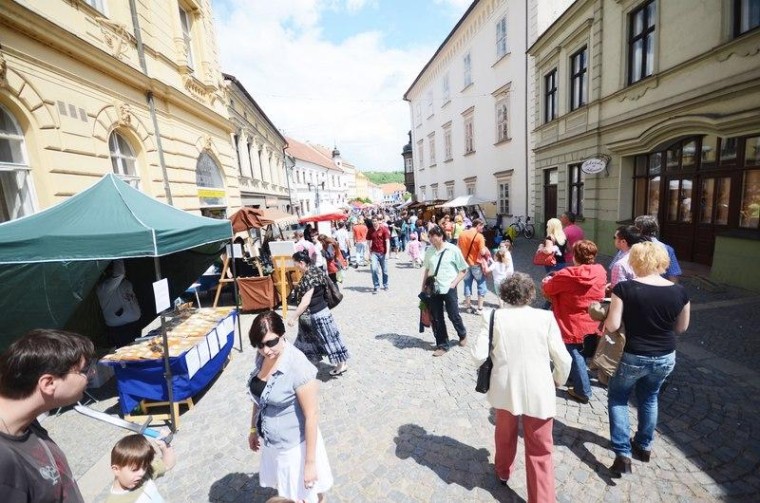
(248, 311), (333, 503)
(287, 250), (350, 376)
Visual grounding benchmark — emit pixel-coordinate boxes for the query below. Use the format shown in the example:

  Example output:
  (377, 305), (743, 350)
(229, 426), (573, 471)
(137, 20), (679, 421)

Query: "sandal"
(329, 365), (348, 376)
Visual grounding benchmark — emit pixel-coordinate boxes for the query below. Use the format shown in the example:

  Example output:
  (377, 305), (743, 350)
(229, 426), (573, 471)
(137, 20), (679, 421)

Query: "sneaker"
(567, 388), (590, 404)
(458, 337), (467, 347)
(432, 348), (447, 357)
(383, 286), (389, 291)
(372, 288), (378, 294)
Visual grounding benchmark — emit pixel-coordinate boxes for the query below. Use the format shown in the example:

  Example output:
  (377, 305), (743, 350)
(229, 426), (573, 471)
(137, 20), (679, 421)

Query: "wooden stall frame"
(272, 255), (301, 317)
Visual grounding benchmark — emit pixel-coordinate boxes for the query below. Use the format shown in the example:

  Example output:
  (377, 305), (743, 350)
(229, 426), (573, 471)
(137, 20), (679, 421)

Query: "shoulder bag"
(323, 271), (343, 309)
(421, 249), (447, 299)
(587, 301), (626, 385)
(533, 245), (557, 267)
(475, 310), (497, 393)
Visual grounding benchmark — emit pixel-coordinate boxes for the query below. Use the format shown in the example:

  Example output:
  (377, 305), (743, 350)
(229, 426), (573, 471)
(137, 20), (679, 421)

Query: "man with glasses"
(422, 225), (468, 356)
(0, 329), (96, 502)
(368, 215), (391, 293)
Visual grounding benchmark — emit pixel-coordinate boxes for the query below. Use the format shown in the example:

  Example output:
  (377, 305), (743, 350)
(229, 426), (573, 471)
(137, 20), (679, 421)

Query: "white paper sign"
(197, 339), (211, 367)
(269, 240), (296, 257)
(152, 279), (171, 313)
(216, 324), (228, 348)
(317, 221), (331, 236)
(226, 243), (244, 258)
(185, 346), (201, 379)
(206, 328), (220, 358)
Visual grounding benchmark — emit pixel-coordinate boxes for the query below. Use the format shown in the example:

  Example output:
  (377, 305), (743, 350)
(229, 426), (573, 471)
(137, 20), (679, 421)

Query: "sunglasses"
(256, 336), (282, 350)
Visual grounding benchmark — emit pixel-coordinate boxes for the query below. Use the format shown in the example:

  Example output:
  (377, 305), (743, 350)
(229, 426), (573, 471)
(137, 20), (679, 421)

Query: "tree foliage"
(362, 171), (403, 184)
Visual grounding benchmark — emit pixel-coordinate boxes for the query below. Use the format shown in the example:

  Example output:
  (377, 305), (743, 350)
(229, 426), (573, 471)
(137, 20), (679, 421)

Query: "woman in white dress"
(248, 311), (333, 502)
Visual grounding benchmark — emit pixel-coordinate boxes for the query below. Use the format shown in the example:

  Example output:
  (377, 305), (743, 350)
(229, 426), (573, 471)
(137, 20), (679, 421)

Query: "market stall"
(0, 174), (233, 430)
(225, 207), (301, 312)
(101, 307), (236, 426)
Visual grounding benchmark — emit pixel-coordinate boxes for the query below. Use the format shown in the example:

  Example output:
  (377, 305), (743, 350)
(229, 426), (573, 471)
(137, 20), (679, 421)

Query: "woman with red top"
(317, 234), (345, 285)
(542, 240), (607, 404)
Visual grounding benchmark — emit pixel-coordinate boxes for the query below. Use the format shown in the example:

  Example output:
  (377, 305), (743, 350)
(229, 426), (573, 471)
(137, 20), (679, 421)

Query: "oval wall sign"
(581, 158), (607, 175)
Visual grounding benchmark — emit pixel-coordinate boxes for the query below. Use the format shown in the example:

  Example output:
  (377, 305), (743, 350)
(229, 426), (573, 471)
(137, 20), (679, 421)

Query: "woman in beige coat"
(472, 272), (571, 502)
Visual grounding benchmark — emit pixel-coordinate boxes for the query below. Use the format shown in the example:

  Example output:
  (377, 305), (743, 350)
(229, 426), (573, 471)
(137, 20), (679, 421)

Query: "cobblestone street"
(46, 239), (760, 502)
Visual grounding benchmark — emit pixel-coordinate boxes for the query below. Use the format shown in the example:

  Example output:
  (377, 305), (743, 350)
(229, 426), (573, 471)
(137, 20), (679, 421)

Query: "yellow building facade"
(0, 0), (241, 221)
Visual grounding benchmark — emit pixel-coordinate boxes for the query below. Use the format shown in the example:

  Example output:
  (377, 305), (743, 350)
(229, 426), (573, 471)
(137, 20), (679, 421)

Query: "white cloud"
(215, 0), (432, 171)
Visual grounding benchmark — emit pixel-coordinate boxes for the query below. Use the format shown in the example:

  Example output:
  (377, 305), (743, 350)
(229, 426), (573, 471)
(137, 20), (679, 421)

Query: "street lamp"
(307, 181), (325, 213)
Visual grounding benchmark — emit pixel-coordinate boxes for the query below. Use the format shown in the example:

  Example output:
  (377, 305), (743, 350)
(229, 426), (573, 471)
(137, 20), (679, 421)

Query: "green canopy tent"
(0, 173), (233, 429)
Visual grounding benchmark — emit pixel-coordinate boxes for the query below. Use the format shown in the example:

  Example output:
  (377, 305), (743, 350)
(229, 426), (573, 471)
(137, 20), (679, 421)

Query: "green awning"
(0, 174), (233, 348)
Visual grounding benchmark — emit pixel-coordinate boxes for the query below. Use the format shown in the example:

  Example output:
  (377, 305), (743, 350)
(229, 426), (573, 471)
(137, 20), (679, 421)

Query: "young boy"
(107, 434), (176, 503)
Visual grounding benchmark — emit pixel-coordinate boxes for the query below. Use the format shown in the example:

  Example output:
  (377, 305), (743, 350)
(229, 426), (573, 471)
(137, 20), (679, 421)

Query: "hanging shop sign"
(581, 157), (608, 175)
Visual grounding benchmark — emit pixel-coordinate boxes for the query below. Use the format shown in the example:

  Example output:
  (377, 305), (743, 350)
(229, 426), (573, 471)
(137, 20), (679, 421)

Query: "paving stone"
(32, 242), (760, 502)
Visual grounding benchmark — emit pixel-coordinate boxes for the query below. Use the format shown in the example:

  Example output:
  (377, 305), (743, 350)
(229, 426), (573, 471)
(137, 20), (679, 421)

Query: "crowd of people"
(0, 205), (691, 503)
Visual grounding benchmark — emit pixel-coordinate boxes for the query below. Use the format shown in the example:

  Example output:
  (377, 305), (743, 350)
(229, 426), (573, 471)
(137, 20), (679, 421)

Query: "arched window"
(0, 105), (36, 222)
(196, 152), (226, 213)
(109, 131), (140, 188)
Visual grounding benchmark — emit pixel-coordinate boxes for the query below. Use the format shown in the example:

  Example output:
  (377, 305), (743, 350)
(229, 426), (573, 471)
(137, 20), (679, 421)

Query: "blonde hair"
(546, 218), (567, 246)
(494, 249), (509, 263)
(628, 241), (670, 276)
(455, 215), (463, 223)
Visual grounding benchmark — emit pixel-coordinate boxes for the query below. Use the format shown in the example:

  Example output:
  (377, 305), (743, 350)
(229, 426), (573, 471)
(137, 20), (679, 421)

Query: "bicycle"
(508, 215), (535, 239)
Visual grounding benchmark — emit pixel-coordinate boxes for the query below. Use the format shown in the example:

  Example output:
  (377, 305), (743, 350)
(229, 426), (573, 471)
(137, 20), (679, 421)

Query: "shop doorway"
(635, 136), (756, 266)
(543, 168), (558, 223)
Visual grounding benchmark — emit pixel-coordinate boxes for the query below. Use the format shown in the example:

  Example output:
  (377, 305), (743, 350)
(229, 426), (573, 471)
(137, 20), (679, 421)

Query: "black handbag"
(323, 272), (343, 309)
(475, 310), (496, 394)
(419, 249), (447, 301)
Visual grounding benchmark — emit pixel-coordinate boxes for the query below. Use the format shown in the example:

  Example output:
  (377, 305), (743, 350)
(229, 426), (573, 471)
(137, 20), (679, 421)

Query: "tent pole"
(153, 257), (177, 432)
(228, 240), (244, 352)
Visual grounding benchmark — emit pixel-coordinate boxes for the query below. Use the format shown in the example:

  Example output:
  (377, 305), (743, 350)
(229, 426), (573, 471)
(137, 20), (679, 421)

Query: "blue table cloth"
(103, 310), (237, 414)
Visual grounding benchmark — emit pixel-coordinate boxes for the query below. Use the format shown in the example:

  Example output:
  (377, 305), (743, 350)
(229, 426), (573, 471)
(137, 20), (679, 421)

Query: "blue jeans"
(355, 242), (367, 265)
(463, 265), (487, 298)
(608, 351), (676, 457)
(566, 343), (591, 398)
(370, 252), (388, 289)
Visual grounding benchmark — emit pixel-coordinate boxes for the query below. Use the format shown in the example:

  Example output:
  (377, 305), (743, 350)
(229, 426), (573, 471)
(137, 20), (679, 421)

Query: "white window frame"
(496, 96), (510, 143)
(496, 16), (508, 58)
(431, 184), (439, 200)
(415, 103), (422, 126)
(497, 178), (511, 215)
(0, 105), (36, 222)
(83, 0), (107, 13)
(443, 125), (453, 161)
(464, 114), (475, 154)
(109, 131), (140, 189)
(419, 185), (426, 201)
(463, 52), (472, 88)
(179, 6), (195, 70)
(466, 181), (476, 195)
(446, 183), (454, 199)
(428, 133), (436, 166)
(417, 140), (424, 169)
(426, 90), (434, 117)
(442, 73), (450, 104)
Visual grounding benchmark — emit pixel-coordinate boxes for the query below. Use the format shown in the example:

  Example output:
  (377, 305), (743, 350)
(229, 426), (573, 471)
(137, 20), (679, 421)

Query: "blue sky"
(212, 0), (470, 171)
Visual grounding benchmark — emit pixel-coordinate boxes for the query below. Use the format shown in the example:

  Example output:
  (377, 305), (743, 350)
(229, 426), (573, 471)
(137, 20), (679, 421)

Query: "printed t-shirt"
(0, 421), (84, 503)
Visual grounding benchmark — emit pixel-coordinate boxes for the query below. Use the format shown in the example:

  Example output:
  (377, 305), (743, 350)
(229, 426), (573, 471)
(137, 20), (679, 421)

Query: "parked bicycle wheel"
(524, 224), (535, 239)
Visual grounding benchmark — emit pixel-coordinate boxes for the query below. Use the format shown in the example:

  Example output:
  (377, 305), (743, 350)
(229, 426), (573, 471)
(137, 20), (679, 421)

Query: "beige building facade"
(528, 0), (760, 290)
(0, 0), (241, 221)
(224, 73), (290, 211)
